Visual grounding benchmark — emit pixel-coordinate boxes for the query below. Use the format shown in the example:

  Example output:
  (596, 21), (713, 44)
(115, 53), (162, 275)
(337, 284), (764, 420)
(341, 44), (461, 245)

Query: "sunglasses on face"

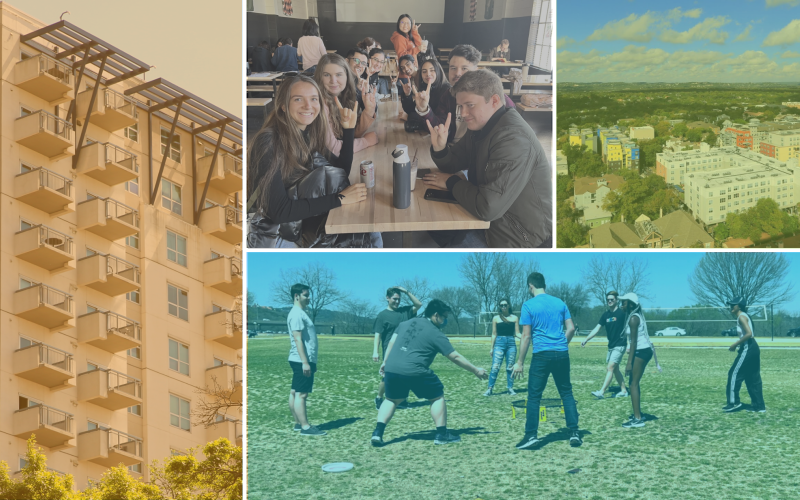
(500, 304), (509, 307)
(607, 298), (616, 302)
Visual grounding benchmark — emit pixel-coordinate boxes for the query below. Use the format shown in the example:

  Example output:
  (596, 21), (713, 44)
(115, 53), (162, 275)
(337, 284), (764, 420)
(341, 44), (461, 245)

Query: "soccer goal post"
(640, 305), (768, 337)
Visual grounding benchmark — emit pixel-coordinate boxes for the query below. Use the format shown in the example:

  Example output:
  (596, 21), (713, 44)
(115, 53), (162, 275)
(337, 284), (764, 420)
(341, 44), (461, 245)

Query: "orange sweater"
(390, 28), (423, 59)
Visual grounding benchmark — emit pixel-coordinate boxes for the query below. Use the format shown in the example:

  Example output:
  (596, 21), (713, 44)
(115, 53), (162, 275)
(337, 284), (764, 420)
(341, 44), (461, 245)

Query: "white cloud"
(658, 16), (730, 44)
(734, 25), (753, 42)
(586, 13), (657, 42)
(781, 50), (800, 57)
(684, 9), (703, 18)
(766, 0), (800, 7)
(557, 37), (576, 50)
(763, 19), (800, 46)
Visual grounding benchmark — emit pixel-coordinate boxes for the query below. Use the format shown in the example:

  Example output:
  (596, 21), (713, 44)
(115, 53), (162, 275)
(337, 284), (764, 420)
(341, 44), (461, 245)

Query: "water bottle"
(391, 80), (399, 102)
(392, 145), (411, 209)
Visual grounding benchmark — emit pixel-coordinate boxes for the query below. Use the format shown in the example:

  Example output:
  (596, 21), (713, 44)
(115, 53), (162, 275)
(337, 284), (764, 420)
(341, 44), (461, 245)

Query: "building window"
(125, 178), (139, 195)
(126, 290), (141, 304)
(213, 358), (224, 367)
(18, 395), (41, 409)
(127, 347), (141, 359)
(168, 339), (190, 376)
(161, 180), (182, 216)
(124, 122), (139, 142)
(127, 404), (142, 416)
(167, 231), (188, 267)
(20, 105), (34, 117)
(19, 277), (36, 289)
(160, 128), (181, 162)
(128, 464), (142, 474)
(168, 284), (189, 321)
(169, 395), (191, 431)
(126, 234), (139, 249)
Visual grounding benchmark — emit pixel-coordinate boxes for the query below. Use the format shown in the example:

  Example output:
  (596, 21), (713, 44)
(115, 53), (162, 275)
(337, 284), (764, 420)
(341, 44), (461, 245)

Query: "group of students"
(247, 14), (552, 249)
(283, 275), (766, 446)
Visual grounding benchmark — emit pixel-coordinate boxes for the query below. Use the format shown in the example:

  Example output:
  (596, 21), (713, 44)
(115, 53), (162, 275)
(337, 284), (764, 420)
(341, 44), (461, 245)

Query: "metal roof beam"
(105, 67), (149, 86)
(19, 20), (66, 42)
(192, 118), (234, 135)
(124, 78), (164, 96)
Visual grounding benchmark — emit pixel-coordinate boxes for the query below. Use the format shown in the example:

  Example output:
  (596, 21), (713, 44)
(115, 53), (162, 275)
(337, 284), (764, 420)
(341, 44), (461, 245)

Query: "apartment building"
(1, 4), (243, 490)
(656, 143), (726, 185)
(629, 125), (654, 140)
(759, 129), (800, 162)
(573, 174), (624, 227)
(684, 154), (799, 225)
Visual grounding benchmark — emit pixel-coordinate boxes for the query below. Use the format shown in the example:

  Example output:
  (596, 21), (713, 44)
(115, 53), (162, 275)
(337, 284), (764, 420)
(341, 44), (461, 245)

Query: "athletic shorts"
(289, 361), (317, 393)
(384, 371), (444, 401)
(634, 347), (653, 364)
(606, 346), (625, 365)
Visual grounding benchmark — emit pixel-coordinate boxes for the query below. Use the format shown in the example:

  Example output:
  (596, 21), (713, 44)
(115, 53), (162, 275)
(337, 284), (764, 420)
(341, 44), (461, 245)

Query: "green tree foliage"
(722, 198), (799, 243)
(0, 437), (78, 500)
(637, 139), (665, 170)
(672, 122), (688, 137)
(603, 175), (681, 222)
(703, 131), (717, 146)
(562, 141), (606, 178)
(82, 466), (162, 500)
(686, 128), (704, 142)
(149, 438), (242, 500)
(557, 219), (589, 248)
(654, 121), (671, 137)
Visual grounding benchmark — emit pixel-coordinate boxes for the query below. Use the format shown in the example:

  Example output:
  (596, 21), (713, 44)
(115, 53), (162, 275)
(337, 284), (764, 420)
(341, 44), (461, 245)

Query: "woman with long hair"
(297, 18), (326, 73)
(724, 297), (765, 413)
(247, 75), (367, 247)
(483, 298), (520, 396)
(390, 13), (427, 59)
(618, 293), (660, 428)
(314, 54), (378, 156)
(405, 58), (450, 131)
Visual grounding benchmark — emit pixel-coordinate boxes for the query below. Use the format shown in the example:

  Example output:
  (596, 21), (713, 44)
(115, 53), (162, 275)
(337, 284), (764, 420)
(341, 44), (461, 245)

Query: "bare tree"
(247, 290), (256, 307)
(397, 276), (432, 306)
(272, 261), (343, 322)
(459, 253), (500, 314)
(339, 298), (380, 335)
(192, 369), (242, 428)
(581, 255), (652, 305)
(689, 253), (795, 308)
(547, 282), (590, 318)
(434, 286), (479, 334)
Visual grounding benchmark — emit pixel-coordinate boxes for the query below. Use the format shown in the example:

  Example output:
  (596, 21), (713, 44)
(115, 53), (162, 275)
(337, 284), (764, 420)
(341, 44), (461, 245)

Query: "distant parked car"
(721, 327), (738, 337)
(655, 327), (686, 337)
(247, 331), (258, 338)
(787, 328), (800, 338)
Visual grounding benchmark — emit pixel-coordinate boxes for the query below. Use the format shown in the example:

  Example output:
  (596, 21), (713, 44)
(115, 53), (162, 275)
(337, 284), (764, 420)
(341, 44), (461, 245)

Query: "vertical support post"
(147, 107), (154, 205)
(195, 123), (228, 224)
(150, 100), (184, 204)
(72, 55), (108, 169)
(191, 122), (197, 227)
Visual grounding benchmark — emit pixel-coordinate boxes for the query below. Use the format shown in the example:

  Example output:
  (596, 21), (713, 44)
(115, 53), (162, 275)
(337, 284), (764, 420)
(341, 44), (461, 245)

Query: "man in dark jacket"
(252, 41), (272, 73)
(272, 38), (299, 72)
(423, 70), (552, 248)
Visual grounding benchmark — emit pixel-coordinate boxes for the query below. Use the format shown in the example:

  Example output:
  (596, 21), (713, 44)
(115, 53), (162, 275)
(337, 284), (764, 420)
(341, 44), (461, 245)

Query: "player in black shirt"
(372, 286), (422, 409)
(581, 291), (629, 399)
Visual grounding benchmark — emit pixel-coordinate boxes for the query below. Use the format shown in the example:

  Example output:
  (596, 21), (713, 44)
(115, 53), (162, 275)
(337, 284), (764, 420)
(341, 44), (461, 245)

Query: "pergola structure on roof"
(20, 20), (243, 225)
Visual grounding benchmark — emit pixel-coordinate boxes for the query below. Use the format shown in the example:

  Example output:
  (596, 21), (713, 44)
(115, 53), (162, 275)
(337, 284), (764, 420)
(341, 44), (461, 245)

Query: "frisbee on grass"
(322, 462), (354, 473)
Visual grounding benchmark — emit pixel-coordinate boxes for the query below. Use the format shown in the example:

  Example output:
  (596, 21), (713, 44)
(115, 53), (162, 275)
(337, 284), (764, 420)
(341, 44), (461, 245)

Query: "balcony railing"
(35, 54), (72, 86)
(232, 311), (243, 330)
(103, 88), (138, 118)
(107, 369), (142, 398)
(21, 283), (74, 314)
(225, 154), (243, 176)
(27, 167), (73, 198)
(22, 225), (74, 255)
(20, 110), (73, 141)
(108, 428), (143, 457)
(16, 404), (74, 433)
(231, 256), (243, 277)
(101, 197), (140, 228)
(16, 342), (74, 374)
(107, 311), (142, 342)
(103, 142), (138, 172)
(105, 254), (141, 284)
(225, 205), (243, 226)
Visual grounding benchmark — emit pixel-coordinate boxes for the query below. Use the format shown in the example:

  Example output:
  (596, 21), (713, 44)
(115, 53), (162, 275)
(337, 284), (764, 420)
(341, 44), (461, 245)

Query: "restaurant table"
(247, 97), (272, 107)
(477, 61), (523, 68)
(246, 72), (284, 82)
(325, 100), (490, 247)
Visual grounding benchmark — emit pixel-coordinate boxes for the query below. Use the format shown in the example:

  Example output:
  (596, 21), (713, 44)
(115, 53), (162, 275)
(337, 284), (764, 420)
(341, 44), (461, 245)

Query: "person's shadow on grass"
(518, 428), (593, 451)
(317, 417), (363, 431)
(381, 427), (500, 446)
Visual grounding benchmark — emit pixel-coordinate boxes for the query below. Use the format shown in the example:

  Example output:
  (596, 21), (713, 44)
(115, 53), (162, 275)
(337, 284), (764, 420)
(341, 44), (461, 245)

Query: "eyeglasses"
(500, 304), (509, 307)
(349, 57), (366, 66)
(370, 57), (386, 64)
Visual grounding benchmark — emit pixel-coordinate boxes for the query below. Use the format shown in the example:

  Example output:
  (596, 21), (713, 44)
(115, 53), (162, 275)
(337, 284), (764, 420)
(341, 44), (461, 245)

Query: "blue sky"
(558, 1), (800, 82)
(247, 251), (800, 313)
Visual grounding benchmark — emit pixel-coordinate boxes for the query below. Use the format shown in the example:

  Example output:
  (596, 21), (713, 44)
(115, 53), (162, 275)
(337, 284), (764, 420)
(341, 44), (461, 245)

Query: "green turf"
(247, 337), (800, 500)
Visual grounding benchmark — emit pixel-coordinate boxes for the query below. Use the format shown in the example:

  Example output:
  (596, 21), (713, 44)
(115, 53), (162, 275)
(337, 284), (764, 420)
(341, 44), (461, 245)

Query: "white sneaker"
(483, 388), (493, 396)
(591, 390), (604, 399)
(508, 388), (517, 396)
(615, 391), (629, 398)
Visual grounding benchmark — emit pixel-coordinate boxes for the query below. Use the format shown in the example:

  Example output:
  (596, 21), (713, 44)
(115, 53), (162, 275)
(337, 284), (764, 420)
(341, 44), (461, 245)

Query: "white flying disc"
(322, 462), (354, 473)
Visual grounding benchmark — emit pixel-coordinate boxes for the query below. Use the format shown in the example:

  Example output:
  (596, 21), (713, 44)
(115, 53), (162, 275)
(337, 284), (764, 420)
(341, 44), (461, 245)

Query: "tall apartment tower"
(0, 3), (243, 489)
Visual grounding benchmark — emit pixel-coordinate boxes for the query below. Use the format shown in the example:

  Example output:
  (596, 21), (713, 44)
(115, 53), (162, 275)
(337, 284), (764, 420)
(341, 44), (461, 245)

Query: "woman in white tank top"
(724, 297), (765, 412)
(618, 293), (661, 428)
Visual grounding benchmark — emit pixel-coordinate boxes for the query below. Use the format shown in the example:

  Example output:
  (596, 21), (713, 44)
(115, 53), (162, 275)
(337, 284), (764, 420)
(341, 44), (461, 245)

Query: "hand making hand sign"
(363, 84), (377, 116)
(426, 112), (451, 151)
(336, 96), (359, 130)
(412, 81), (432, 113)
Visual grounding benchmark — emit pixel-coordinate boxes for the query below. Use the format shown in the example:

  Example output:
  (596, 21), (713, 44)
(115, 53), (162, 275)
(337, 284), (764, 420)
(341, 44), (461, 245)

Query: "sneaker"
(375, 397), (384, 410)
(300, 425), (327, 436)
(569, 431), (583, 447)
(591, 390), (605, 399)
(622, 418), (645, 428)
(370, 430), (384, 447)
(293, 424), (302, 431)
(615, 391), (629, 398)
(515, 433), (540, 450)
(483, 388), (493, 396)
(723, 403), (743, 412)
(508, 388), (517, 396)
(747, 406), (767, 413)
(434, 432), (462, 445)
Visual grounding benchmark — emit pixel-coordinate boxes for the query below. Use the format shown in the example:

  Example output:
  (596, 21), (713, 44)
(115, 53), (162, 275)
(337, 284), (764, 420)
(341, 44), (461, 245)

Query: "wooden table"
(246, 86), (272, 92)
(516, 102), (552, 113)
(327, 49), (337, 53)
(477, 61), (523, 68)
(501, 77), (552, 88)
(246, 72), (284, 82)
(325, 101), (490, 246)
(247, 97), (272, 107)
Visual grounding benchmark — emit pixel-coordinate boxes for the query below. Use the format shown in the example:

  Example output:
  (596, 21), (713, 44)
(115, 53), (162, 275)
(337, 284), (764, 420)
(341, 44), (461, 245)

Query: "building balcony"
(77, 368), (142, 411)
(77, 311), (141, 353)
(78, 428), (143, 467)
(205, 364), (243, 403)
(13, 404), (75, 449)
(14, 225), (75, 274)
(198, 153), (243, 194)
(15, 167), (75, 215)
(206, 417), (242, 447)
(76, 88), (138, 132)
(14, 53), (73, 104)
(199, 204), (242, 245)
(77, 197), (139, 241)
(76, 142), (138, 186)
(13, 342), (75, 391)
(14, 283), (74, 331)
(204, 309), (243, 349)
(77, 253), (140, 296)
(15, 110), (74, 160)
(203, 255), (242, 296)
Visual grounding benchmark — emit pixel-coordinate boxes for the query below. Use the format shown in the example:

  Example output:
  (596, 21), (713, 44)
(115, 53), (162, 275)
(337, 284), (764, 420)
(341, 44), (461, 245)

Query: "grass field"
(247, 337), (800, 500)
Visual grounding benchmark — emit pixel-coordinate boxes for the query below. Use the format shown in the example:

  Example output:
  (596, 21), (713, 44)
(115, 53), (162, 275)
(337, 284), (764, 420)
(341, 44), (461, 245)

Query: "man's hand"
(474, 367), (488, 380)
(363, 131), (379, 147)
(392, 285), (408, 294)
(426, 113), (451, 151)
(358, 78), (370, 97)
(302, 362), (311, 377)
(413, 82), (432, 113)
(729, 344), (737, 352)
(581, 340), (587, 347)
(363, 87), (377, 116)
(512, 362), (524, 380)
(379, 363), (386, 377)
(423, 172), (456, 190)
(402, 79), (412, 96)
(373, 352), (380, 363)
(336, 96), (359, 129)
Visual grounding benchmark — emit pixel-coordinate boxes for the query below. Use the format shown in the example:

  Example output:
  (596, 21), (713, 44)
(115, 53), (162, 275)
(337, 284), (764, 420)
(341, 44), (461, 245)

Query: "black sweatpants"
(726, 340), (764, 408)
